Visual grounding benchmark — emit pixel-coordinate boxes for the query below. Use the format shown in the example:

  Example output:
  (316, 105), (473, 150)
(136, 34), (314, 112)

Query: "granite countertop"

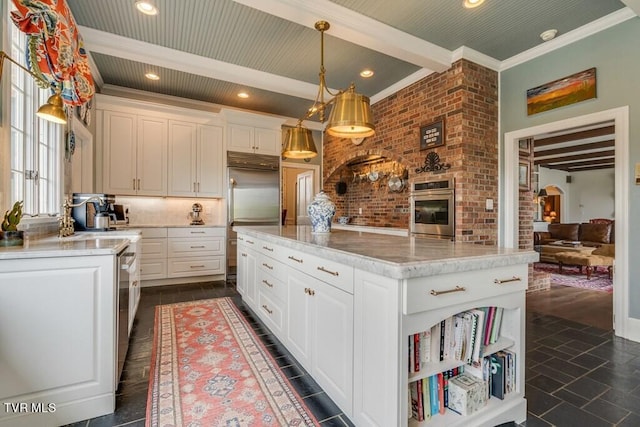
(234, 225), (539, 279)
(115, 223), (225, 229)
(0, 230), (142, 260)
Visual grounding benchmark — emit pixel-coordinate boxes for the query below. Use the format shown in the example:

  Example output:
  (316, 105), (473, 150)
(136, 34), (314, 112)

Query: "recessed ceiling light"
(540, 29), (558, 42)
(463, 0), (485, 8)
(145, 72), (160, 80)
(237, 92), (250, 99)
(360, 69), (374, 78)
(135, 1), (158, 15)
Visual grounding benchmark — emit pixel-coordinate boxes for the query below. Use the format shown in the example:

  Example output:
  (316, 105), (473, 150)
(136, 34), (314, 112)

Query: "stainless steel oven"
(410, 177), (455, 240)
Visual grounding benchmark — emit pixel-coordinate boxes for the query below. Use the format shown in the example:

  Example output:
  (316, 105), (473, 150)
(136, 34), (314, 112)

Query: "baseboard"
(619, 316), (640, 343)
(141, 274), (226, 287)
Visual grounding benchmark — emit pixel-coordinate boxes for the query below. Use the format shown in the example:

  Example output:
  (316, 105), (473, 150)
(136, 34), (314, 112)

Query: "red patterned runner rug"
(146, 297), (319, 426)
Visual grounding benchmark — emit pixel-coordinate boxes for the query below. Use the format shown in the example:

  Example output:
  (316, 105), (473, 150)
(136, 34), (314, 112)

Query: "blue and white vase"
(308, 191), (336, 234)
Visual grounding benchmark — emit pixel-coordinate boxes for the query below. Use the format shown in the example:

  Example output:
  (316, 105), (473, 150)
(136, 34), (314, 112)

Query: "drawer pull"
(246, 240), (255, 244)
(430, 285), (466, 296)
(262, 245), (274, 252)
(494, 276), (522, 284)
(190, 231), (206, 234)
(241, 253), (247, 257)
(238, 236), (244, 241)
(288, 255), (303, 263)
(262, 279), (273, 288)
(304, 287), (316, 296)
(262, 304), (273, 315)
(317, 266), (339, 276)
(262, 262), (273, 270)
(190, 245), (206, 249)
(190, 265), (206, 268)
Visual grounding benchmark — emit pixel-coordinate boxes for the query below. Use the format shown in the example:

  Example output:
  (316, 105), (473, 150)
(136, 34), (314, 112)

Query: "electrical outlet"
(400, 208), (409, 214)
(358, 207), (363, 215)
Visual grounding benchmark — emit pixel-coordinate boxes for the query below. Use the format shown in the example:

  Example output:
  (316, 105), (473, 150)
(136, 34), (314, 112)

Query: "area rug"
(534, 262), (613, 293)
(146, 297), (319, 426)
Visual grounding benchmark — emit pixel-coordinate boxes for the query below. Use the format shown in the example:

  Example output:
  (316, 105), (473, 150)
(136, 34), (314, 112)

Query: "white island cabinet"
(235, 226), (538, 427)
(0, 243), (123, 427)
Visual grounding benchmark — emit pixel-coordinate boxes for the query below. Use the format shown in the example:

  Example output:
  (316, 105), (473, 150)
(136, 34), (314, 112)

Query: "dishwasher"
(117, 247), (136, 386)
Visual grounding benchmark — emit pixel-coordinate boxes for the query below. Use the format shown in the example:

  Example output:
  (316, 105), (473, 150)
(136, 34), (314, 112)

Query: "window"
(8, 15), (62, 215)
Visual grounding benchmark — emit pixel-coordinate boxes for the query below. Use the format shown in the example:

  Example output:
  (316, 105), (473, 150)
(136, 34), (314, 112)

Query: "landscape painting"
(526, 68), (596, 116)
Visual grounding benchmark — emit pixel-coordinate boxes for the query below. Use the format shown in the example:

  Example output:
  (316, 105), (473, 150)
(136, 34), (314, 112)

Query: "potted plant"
(0, 200), (24, 247)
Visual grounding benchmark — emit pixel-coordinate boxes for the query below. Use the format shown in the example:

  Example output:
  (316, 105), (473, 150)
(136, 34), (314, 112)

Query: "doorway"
(281, 162), (320, 226)
(502, 106), (629, 338)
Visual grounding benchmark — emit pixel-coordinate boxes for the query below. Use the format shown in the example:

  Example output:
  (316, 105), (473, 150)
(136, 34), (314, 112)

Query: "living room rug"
(534, 262), (613, 293)
(146, 297), (319, 427)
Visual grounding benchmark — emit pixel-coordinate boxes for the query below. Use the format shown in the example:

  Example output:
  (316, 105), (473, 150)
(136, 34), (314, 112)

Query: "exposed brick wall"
(322, 59), (499, 244)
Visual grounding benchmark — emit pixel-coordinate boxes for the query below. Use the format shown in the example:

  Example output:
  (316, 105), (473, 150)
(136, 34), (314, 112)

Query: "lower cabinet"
(0, 255), (117, 426)
(287, 268), (354, 414)
(140, 227), (226, 284)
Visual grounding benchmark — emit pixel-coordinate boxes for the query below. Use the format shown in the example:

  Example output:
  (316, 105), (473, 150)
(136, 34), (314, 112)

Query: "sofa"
(534, 221), (614, 248)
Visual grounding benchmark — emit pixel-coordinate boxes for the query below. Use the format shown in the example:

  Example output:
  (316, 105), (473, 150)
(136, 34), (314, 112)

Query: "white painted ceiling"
(65, 0), (636, 123)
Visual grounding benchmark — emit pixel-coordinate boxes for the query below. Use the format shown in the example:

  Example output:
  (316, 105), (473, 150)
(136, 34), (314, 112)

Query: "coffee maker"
(71, 193), (117, 231)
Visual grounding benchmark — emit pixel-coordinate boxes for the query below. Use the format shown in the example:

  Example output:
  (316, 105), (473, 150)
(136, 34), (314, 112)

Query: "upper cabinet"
(102, 111), (167, 196)
(228, 123), (281, 156)
(168, 121), (224, 197)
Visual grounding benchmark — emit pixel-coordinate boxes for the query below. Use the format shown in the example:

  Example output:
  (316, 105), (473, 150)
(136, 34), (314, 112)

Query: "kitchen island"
(234, 225), (539, 427)
(0, 232), (140, 427)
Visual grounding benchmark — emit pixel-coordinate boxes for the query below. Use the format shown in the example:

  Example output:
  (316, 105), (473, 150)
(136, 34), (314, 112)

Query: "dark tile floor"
(67, 281), (640, 427)
(66, 281), (354, 427)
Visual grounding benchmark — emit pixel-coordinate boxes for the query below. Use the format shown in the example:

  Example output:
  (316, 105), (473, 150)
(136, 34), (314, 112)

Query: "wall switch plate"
(359, 207), (363, 214)
(486, 199), (494, 210)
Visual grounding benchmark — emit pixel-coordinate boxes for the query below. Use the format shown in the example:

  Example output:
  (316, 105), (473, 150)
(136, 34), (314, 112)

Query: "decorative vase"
(308, 191), (336, 234)
(0, 230), (24, 247)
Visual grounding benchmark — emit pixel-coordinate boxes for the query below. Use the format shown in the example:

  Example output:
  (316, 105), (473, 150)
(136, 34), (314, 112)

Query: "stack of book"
(408, 306), (504, 373)
(409, 368), (463, 422)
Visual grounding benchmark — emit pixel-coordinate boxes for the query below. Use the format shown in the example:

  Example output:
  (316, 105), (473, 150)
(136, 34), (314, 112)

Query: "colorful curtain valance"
(11, 0), (95, 106)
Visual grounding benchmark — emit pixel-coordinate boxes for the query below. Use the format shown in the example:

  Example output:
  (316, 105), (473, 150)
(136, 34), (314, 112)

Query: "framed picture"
(519, 161), (530, 191)
(518, 139), (531, 155)
(526, 68), (597, 116)
(419, 119), (445, 150)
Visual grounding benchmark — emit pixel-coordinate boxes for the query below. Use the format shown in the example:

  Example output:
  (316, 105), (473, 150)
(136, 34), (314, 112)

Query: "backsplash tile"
(116, 196), (225, 226)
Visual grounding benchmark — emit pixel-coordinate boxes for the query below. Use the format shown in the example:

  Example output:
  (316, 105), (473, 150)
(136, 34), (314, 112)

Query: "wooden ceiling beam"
(535, 140), (614, 157)
(534, 150), (615, 165)
(534, 126), (615, 147)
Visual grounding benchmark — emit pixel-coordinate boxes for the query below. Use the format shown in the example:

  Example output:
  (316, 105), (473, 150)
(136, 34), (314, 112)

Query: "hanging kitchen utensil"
(388, 163), (405, 192)
(335, 171), (347, 195)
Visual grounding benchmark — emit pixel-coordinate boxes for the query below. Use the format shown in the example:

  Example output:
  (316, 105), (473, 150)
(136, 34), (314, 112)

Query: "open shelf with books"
(402, 291), (525, 427)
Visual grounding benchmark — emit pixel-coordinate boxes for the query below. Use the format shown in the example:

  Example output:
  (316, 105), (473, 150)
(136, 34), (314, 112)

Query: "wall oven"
(410, 177), (455, 240)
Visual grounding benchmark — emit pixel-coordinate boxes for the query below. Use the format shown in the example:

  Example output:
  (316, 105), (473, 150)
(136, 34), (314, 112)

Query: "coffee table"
(539, 242), (595, 263)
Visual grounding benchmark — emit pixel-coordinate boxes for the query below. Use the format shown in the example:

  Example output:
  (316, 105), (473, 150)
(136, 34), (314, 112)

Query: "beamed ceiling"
(533, 123), (615, 172)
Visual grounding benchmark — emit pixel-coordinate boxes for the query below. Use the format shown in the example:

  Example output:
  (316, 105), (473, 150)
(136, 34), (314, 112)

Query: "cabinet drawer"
(142, 239), (167, 257)
(167, 256), (224, 277)
(257, 291), (284, 335)
(140, 259), (167, 280)
(168, 227), (224, 238)
(140, 228), (167, 238)
(257, 253), (287, 282)
(168, 238), (224, 256)
(256, 268), (287, 302)
(237, 234), (261, 248)
(403, 264), (528, 315)
(281, 249), (354, 294)
(257, 240), (282, 259)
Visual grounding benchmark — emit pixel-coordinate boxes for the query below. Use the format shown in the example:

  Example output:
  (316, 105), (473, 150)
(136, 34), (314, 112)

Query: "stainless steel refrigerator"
(226, 151), (280, 276)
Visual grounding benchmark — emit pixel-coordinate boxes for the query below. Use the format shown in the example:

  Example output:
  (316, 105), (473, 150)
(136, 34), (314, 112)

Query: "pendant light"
(282, 21), (375, 159)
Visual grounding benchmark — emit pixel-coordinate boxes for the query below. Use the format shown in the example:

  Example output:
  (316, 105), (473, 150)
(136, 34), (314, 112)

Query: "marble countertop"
(115, 223), (225, 229)
(234, 225), (539, 279)
(0, 230), (142, 260)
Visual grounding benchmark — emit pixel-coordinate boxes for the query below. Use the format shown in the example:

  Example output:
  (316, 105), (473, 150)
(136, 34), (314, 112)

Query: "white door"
(296, 170), (314, 225)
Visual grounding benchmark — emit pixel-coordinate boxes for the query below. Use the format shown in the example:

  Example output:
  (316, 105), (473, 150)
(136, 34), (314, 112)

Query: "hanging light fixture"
(0, 51), (67, 124)
(282, 21), (375, 159)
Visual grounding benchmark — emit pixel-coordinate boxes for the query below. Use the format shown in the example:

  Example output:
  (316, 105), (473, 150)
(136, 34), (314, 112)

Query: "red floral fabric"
(11, 0), (95, 106)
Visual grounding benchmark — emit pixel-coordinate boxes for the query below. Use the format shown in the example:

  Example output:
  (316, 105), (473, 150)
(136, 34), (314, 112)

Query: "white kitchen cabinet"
(286, 268), (354, 413)
(0, 255), (117, 426)
(237, 236), (257, 306)
(228, 123), (281, 155)
(140, 228), (168, 281)
(167, 227), (225, 278)
(168, 121), (224, 197)
(235, 228), (531, 427)
(102, 111), (167, 196)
